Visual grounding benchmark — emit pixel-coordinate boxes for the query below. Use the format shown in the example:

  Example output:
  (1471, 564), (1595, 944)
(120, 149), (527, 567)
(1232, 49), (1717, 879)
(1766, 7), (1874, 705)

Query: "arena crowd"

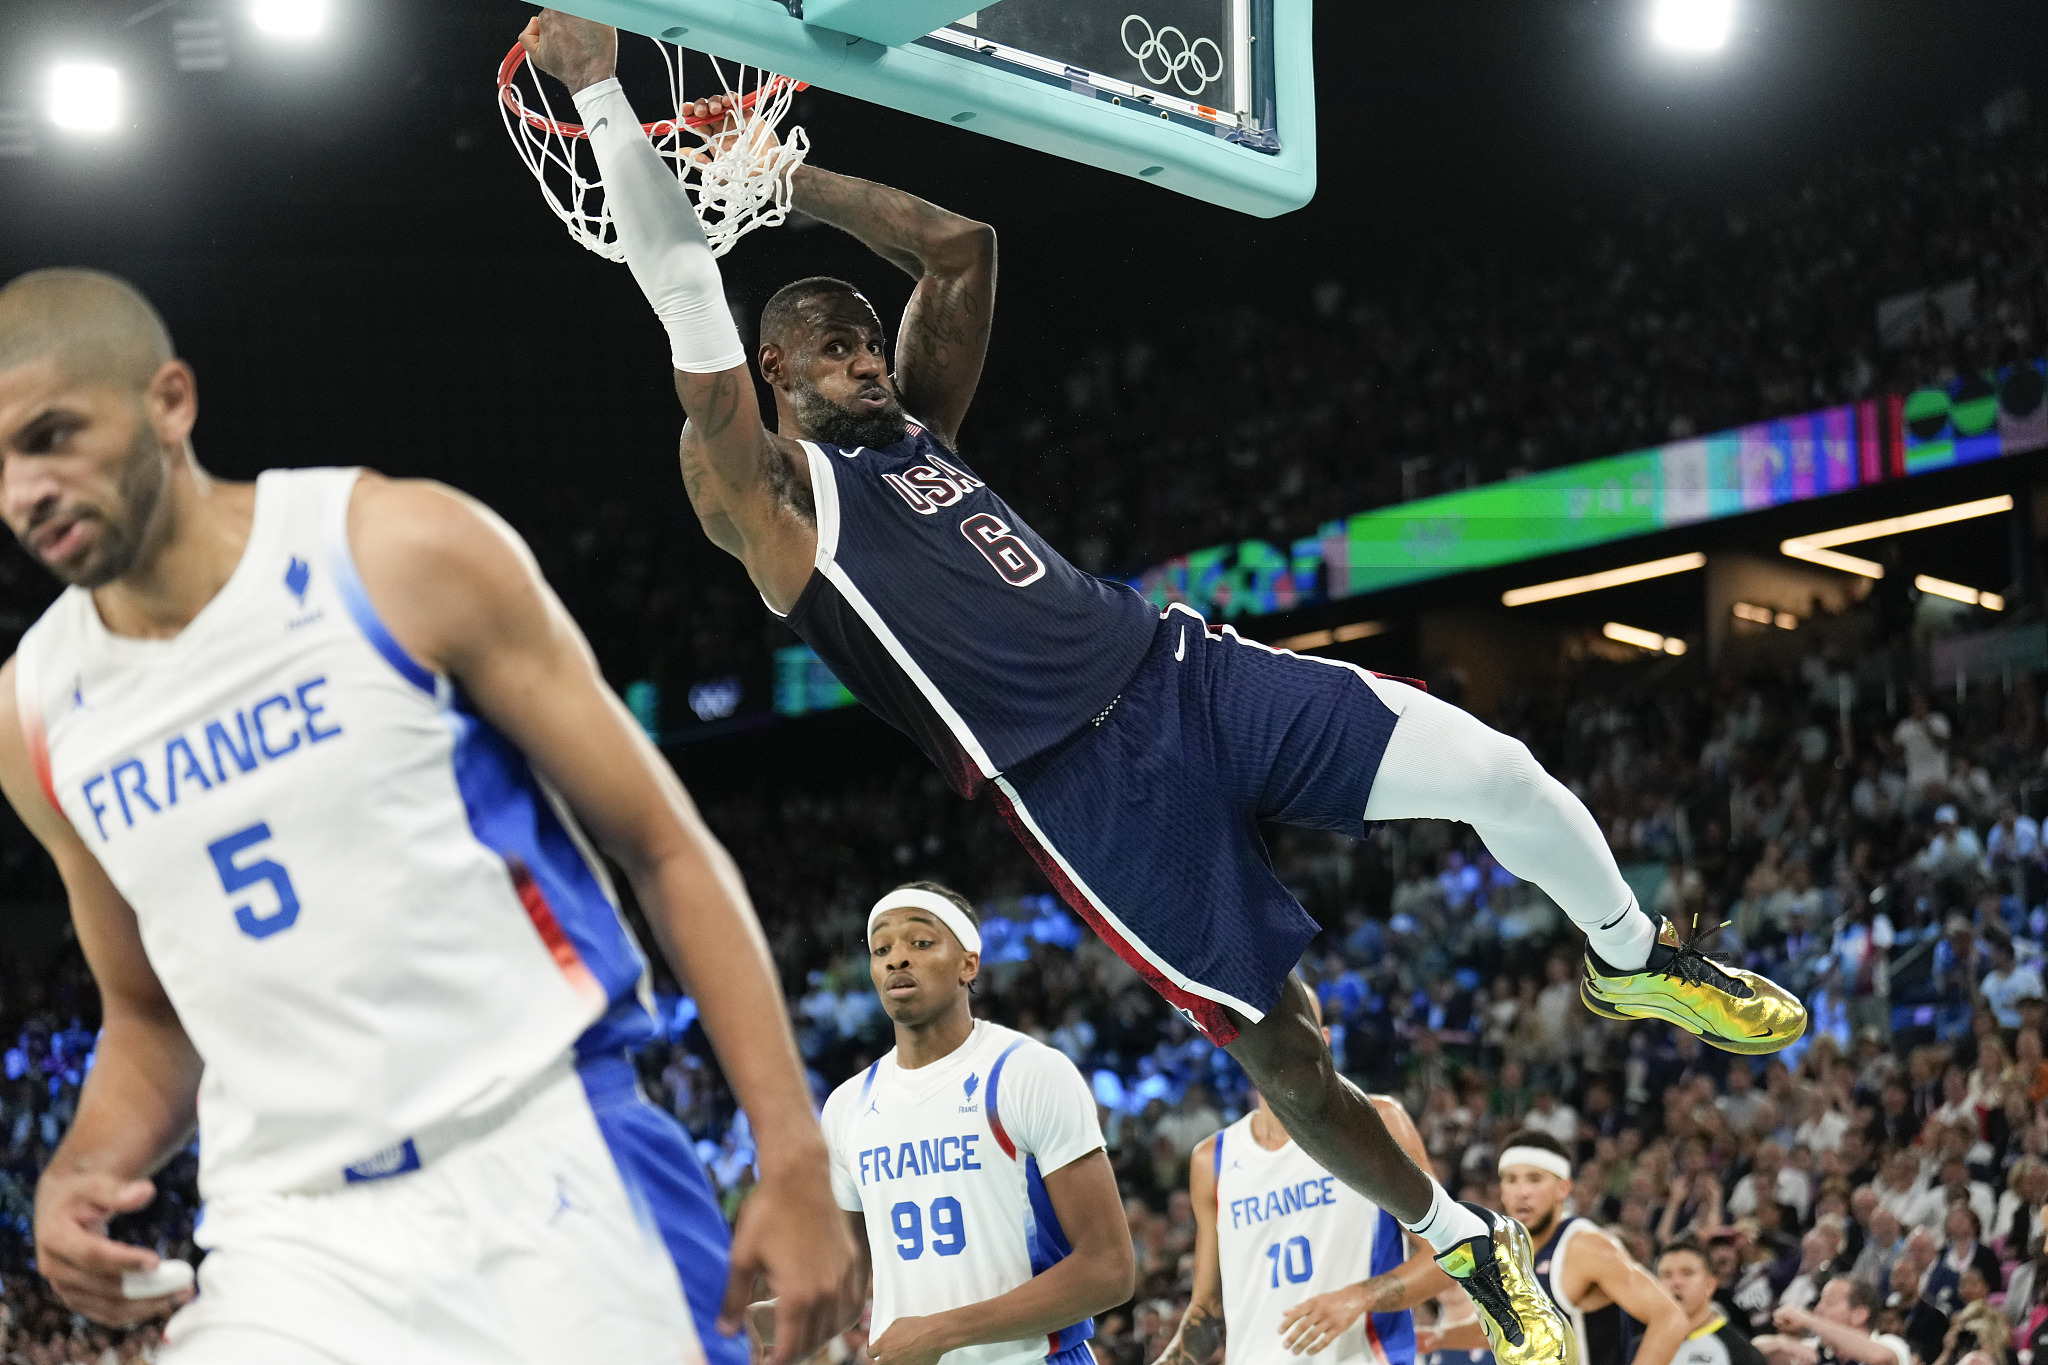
(0, 93), (2042, 1365)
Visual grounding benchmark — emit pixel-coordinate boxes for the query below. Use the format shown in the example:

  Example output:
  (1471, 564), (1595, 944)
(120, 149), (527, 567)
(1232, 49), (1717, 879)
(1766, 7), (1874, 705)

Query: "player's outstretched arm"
(789, 165), (995, 450)
(521, 12), (817, 610)
(347, 475), (861, 1364)
(1157, 1133), (1228, 1365)
(0, 660), (202, 1328)
(1280, 1095), (1457, 1354)
(869, 1149), (1133, 1365)
(1579, 1232), (1688, 1365)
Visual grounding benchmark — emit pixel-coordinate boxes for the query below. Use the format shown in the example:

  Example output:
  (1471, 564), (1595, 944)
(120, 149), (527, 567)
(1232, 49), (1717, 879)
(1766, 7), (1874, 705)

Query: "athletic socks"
(1578, 897), (1658, 973)
(1404, 1180), (1489, 1253)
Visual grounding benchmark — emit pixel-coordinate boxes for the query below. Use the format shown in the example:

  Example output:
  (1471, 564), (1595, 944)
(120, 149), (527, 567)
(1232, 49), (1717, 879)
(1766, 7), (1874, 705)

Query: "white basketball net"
(497, 35), (810, 261)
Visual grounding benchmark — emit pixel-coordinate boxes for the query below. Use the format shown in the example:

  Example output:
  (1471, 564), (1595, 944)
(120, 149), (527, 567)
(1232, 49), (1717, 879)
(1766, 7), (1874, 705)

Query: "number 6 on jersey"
(960, 513), (1046, 587)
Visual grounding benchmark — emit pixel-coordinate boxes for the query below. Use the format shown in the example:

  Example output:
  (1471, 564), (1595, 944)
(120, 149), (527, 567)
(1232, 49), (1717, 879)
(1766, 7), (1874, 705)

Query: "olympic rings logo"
(1121, 14), (1224, 97)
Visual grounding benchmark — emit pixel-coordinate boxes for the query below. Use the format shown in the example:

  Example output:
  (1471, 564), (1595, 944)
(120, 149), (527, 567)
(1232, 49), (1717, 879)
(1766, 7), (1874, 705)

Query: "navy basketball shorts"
(990, 604), (1404, 1046)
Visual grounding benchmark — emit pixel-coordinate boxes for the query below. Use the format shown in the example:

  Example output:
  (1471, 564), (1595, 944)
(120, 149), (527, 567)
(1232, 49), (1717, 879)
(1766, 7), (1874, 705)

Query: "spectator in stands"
(1897, 696), (1955, 816)
(1755, 1277), (1913, 1365)
(1734, 1142), (1816, 1225)
(1981, 940), (2045, 1031)
(1922, 1207), (2003, 1315)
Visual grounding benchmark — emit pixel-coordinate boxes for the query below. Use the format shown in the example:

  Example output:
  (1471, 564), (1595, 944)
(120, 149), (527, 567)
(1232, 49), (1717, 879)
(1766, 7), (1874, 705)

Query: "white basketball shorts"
(160, 1054), (744, 1365)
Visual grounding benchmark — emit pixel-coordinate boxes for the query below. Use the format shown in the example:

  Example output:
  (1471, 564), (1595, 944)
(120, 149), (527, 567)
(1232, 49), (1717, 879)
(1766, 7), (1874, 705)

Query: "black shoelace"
(1461, 1254), (1527, 1346)
(1654, 925), (1752, 998)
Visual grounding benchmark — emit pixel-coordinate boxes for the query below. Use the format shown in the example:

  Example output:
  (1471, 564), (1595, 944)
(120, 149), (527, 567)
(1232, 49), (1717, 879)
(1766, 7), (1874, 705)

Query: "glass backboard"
(543, 0), (1315, 217)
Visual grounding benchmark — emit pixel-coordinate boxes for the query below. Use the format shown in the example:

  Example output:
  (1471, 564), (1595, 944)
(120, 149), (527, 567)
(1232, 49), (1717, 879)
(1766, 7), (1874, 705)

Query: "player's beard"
(791, 376), (909, 450)
(50, 418), (170, 589)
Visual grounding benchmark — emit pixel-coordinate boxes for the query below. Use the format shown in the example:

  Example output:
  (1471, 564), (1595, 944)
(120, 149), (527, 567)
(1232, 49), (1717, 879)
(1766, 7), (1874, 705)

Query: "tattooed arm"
(1159, 1133), (1229, 1365)
(674, 372), (818, 611)
(790, 166), (996, 450)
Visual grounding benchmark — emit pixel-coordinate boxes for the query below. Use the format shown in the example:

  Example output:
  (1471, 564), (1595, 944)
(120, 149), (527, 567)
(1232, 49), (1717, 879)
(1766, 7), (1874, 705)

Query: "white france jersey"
(11, 467), (656, 1199)
(822, 1021), (1106, 1365)
(1212, 1114), (1415, 1365)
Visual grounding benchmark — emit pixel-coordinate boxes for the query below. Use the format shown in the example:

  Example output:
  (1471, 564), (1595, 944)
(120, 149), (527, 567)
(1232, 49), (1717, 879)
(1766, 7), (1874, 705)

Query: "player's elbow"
(1082, 1234), (1138, 1314)
(930, 219), (996, 277)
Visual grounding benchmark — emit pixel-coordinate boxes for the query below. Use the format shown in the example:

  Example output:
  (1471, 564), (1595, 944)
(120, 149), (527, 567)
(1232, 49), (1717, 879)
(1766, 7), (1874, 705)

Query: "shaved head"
(0, 269), (175, 393)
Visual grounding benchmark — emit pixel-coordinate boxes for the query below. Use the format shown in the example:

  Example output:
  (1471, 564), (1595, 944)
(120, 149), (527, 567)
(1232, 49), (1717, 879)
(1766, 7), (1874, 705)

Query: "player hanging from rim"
(0, 268), (861, 1363)
(1424, 1132), (1688, 1365)
(515, 12), (1804, 1364)
(1653, 1239), (1769, 1365)
(758, 881), (1133, 1365)
(1155, 991), (1463, 1365)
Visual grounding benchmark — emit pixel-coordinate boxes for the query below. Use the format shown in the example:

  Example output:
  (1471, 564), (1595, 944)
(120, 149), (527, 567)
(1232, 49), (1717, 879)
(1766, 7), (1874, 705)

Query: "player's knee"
(1474, 731), (1551, 829)
(1226, 1003), (1338, 1122)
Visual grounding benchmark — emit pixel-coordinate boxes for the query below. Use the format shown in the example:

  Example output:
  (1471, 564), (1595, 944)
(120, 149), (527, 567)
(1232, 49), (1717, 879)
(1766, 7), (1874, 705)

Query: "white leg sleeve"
(570, 78), (746, 374)
(1362, 681), (1655, 966)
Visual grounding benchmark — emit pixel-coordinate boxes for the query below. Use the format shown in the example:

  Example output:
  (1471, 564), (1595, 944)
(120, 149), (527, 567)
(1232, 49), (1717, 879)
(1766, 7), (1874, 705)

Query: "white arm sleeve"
(1003, 1044), (1108, 1176)
(569, 78), (747, 374)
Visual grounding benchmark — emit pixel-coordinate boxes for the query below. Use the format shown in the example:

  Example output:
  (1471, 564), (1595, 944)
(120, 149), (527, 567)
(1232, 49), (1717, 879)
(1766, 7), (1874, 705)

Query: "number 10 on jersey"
(1265, 1235), (1313, 1287)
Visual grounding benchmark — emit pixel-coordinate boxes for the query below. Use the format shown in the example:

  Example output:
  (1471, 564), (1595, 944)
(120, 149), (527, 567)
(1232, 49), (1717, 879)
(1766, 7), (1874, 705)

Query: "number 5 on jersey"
(209, 822), (303, 940)
(960, 513), (1046, 587)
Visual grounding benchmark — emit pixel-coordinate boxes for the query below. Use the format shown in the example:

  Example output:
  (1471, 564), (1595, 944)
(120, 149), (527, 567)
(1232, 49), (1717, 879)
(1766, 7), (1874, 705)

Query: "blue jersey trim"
(858, 1061), (881, 1107)
(325, 539), (438, 696)
(1049, 1338), (1097, 1365)
(1023, 1153), (1095, 1353)
(581, 1053), (746, 1365)
(1369, 1206), (1416, 1365)
(445, 698), (653, 1054)
(1212, 1129), (1225, 1181)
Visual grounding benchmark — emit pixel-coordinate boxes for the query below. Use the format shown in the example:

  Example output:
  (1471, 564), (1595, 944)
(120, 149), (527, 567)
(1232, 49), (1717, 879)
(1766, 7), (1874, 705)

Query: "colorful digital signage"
(755, 358), (2048, 727)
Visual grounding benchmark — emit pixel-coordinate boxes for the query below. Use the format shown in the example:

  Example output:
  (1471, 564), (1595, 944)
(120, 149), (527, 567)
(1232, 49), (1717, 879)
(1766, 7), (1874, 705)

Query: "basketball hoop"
(497, 36), (810, 261)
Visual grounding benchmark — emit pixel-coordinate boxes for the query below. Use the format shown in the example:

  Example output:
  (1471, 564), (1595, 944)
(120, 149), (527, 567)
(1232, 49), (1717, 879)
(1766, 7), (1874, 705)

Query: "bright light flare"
(1603, 623), (1688, 656)
(251, 0), (330, 39)
(1502, 552), (1706, 607)
(1915, 575), (2004, 611)
(1272, 621), (1388, 652)
(47, 64), (121, 133)
(1651, 0), (1734, 53)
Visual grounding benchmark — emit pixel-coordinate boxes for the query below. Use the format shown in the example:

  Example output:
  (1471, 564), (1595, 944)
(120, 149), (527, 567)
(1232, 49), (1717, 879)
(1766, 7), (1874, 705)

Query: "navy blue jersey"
(783, 425), (1157, 797)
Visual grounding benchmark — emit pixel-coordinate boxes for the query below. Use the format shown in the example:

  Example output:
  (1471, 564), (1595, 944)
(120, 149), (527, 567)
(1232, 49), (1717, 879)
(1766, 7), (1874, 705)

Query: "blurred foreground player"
(1157, 1001), (1453, 1365)
(517, 12), (1803, 1364)
(766, 882), (1133, 1365)
(1426, 1133), (1686, 1365)
(0, 269), (860, 1363)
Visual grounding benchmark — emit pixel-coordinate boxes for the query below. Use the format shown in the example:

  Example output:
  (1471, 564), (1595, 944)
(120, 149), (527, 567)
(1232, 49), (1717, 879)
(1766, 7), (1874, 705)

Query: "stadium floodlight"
(1915, 575), (2004, 611)
(1780, 494), (2015, 579)
(1650, 0), (1734, 54)
(1502, 552), (1707, 607)
(47, 63), (121, 134)
(1603, 623), (1689, 656)
(251, 0), (329, 40)
(1272, 621), (1388, 653)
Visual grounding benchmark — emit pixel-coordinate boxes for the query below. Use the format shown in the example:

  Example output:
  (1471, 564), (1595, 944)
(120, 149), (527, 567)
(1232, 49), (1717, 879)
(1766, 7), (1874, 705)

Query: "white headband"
(868, 889), (982, 955)
(1498, 1147), (1573, 1181)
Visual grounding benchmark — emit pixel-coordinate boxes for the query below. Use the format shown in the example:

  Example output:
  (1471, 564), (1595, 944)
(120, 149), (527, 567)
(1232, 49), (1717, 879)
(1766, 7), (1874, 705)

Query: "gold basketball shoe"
(1434, 1206), (1577, 1365)
(1581, 917), (1806, 1054)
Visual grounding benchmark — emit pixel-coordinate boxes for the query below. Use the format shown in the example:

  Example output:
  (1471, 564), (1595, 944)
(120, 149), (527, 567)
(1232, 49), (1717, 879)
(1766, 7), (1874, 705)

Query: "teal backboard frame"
(543, 0), (1316, 218)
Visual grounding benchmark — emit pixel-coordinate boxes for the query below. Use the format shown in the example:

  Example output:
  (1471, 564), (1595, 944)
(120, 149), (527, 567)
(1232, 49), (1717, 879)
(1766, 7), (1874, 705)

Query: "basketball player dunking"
(519, 12), (1804, 1364)
(0, 270), (861, 1363)
(1423, 1133), (1687, 1365)
(1157, 996), (1456, 1365)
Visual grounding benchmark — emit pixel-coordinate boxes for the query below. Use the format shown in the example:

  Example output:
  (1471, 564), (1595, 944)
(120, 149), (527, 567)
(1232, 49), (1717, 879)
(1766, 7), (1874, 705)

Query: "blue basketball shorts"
(990, 605), (1406, 1046)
